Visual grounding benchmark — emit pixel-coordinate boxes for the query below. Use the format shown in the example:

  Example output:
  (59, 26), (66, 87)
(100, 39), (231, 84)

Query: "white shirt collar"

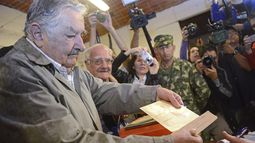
(26, 38), (75, 88)
(26, 37), (63, 72)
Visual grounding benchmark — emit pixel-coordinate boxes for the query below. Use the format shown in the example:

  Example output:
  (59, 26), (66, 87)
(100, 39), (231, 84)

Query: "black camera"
(202, 55), (214, 68)
(211, 20), (225, 30)
(209, 20), (228, 45)
(186, 23), (198, 37)
(96, 11), (106, 23)
(128, 8), (156, 29)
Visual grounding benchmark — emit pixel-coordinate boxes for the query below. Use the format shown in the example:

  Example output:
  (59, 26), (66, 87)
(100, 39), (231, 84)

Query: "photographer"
(243, 35), (255, 70)
(230, 0), (255, 32)
(112, 47), (159, 85)
(181, 37), (236, 140)
(217, 27), (255, 132)
(88, 11), (128, 51)
(210, 0), (238, 26)
(221, 27), (252, 71)
(180, 24), (202, 62)
(180, 26), (189, 60)
(196, 46), (237, 135)
(242, 4), (255, 70)
(218, 27), (255, 103)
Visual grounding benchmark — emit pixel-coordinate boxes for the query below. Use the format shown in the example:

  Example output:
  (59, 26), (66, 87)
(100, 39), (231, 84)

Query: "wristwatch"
(213, 79), (221, 87)
(233, 49), (238, 55)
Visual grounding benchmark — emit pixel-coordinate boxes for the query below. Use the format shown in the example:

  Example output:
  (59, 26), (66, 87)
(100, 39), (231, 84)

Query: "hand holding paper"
(156, 87), (184, 108)
(171, 128), (203, 143)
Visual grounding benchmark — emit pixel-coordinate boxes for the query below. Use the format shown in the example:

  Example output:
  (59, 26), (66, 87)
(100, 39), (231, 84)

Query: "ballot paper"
(140, 100), (217, 133)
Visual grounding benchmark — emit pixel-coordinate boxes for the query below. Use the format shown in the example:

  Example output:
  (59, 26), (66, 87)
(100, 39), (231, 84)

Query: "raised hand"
(156, 87), (183, 108)
(88, 12), (97, 28)
(222, 131), (248, 143)
(124, 47), (143, 56)
(98, 11), (113, 30)
(181, 26), (189, 41)
(148, 58), (159, 75)
(203, 65), (218, 80)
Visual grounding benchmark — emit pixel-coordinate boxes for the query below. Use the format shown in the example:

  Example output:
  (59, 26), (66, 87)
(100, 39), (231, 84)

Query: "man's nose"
(162, 49), (169, 55)
(101, 60), (110, 67)
(75, 35), (85, 52)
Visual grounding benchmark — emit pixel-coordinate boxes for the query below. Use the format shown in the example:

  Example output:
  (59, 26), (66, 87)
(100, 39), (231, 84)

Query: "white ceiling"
(0, 5), (26, 48)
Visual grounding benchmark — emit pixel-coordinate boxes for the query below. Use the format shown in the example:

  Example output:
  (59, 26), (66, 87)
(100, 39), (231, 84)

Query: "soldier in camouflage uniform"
(153, 35), (233, 141)
(153, 34), (210, 114)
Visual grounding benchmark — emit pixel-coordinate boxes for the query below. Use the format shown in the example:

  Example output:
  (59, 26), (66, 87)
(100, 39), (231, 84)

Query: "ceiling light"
(88, 0), (109, 11)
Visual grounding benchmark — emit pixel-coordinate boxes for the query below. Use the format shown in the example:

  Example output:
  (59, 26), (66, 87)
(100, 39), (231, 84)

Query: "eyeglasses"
(86, 58), (113, 65)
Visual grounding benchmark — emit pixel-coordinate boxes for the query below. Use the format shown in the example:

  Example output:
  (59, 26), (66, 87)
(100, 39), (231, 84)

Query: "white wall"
(0, 0), (212, 67)
(0, 5), (26, 47)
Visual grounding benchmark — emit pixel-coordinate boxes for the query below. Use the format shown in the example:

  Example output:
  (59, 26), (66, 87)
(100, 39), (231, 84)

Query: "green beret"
(154, 34), (173, 48)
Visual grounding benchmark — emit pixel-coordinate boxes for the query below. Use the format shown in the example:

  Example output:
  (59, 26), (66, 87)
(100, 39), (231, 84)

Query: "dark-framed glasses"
(87, 57), (113, 65)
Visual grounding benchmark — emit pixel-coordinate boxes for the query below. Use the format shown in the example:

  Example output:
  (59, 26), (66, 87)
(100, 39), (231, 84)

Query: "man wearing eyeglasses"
(84, 44), (122, 136)
(85, 44), (116, 82)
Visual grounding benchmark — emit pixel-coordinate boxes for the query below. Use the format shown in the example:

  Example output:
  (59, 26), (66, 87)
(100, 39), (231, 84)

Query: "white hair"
(24, 0), (87, 36)
(84, 44), (113, 62)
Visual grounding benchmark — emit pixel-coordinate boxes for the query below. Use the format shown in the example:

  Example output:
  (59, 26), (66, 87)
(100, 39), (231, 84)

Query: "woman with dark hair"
(111, 47), (159, 121)
(112, 47), (159, 85)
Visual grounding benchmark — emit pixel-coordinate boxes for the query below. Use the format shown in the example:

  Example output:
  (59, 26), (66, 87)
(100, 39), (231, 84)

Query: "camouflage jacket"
(158, 58), (211, 114)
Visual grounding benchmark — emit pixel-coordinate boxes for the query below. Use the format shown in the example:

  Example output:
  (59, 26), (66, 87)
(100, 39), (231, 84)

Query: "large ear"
(84, 60), (90, 65)
(29, 23), (44, 47)
(172, 45), (176, 51)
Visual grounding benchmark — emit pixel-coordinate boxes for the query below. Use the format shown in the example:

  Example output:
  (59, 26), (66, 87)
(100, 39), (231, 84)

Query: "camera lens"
(96, 12), (106, 23)
(140, 50), (153, 66)
(186, 23), (197, 37)
(202, 56), (213, 68)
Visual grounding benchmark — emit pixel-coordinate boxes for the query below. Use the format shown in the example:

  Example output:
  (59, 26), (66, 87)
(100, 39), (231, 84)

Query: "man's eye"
(105, 59), (113, 64)
(66, 35), (76, 39)
(94, 59), (102, 65)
